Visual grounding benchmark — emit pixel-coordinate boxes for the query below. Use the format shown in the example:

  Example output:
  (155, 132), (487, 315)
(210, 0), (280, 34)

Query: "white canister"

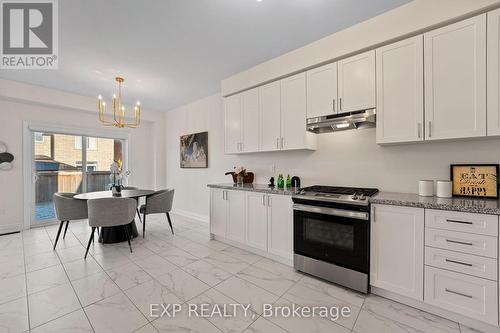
(419, 180), (434, 197)
(436, 180), (453, 198)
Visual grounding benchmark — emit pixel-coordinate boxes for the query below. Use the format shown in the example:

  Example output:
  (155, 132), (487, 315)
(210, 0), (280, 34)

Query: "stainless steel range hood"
(306, 109), (376, 134)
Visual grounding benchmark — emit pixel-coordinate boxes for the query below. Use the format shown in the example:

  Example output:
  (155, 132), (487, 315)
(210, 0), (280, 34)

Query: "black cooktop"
(300, 185), (379, 197)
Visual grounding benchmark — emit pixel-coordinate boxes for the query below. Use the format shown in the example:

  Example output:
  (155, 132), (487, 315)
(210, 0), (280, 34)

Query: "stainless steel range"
(292, 186), (378, 293)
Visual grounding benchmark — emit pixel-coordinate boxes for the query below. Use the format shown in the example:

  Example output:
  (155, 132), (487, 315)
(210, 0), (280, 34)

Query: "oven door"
(293, 203), (369, 273)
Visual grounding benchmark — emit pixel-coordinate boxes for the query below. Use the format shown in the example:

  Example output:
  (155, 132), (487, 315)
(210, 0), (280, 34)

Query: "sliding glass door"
(32, 131), (125, 226)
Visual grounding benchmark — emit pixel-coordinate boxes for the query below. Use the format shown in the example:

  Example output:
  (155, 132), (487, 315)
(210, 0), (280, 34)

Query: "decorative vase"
(111, 185), (122, 196)
(236, 174), (244, 185)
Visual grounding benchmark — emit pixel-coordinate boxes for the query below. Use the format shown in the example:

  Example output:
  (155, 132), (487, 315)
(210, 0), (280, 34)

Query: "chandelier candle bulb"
(98, 76), (141, 128)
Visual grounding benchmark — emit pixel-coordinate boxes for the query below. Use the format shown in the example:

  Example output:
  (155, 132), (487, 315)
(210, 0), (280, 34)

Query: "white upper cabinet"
(371, 204), (424, 301)
(241, 88), (260, 152)
(424, 14), (486, 140)
(338, 50), (376, 113)
(224, 94), (242, 154)
(281, 73), (315, 150)
(487, 9), (500, 136)
(259, 81), (282, 151)
(376, 36), (424, 144)
(306, 62), (338, 118)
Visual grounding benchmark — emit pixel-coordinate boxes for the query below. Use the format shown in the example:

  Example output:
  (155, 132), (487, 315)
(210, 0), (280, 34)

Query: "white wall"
(165, 93), (500, 221)
(0, 80), (166, 233)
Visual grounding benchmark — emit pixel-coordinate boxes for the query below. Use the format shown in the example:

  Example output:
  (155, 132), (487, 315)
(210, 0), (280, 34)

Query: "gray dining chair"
(53, 193), (88, 250)
(122, 186), (142, 223)
(85, 197), (136, 259)
(139, 189), (175, 238)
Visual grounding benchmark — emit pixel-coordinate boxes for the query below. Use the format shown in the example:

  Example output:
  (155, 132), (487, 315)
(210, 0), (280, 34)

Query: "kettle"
(291, 176), (301, 188)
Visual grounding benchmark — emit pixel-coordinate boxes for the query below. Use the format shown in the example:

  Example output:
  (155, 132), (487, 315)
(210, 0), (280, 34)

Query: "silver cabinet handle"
(445, 288), (473, 299)
(445, 258), (473, 267)
(428, 121), (432, 138)
(446, 219), (473, 225)
(333, 99), (336, 112)
(339, 98), (342, 111)
(267, 196), (271, 207)
(280, 137), (284, 149)
(276, 138), (279, 149)
(262, 195), (266, 206)
(240, 142), (243, 152)
(417, 123), (421, 138)
(372, 206), (376, 222)
(446, 239), (473, 246)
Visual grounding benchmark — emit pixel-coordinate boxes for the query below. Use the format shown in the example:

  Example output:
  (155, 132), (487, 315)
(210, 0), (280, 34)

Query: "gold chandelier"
(98, 77), (141, 128)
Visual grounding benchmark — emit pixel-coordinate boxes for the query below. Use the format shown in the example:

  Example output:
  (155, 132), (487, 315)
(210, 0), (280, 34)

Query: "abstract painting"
(180, 131), (208, 168)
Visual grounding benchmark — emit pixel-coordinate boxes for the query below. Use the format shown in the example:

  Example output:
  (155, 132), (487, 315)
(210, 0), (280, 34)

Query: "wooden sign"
(450, 164), (499, 199)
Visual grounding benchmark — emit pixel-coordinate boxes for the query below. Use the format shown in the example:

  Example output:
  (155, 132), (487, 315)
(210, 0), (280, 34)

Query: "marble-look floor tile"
(362, 295), (460, 333)
(219, 246), (262, 264)
(125, 279), (181, 319)
(152, 304), (222, 333)
(134, 254), (178, 278)
(0, 296), (29, 333)
(134, 323), (159, 333)
(0, 257), (25, 280)
(72, 271), (121, 307)
(283, 279), (361, 329)
(63, 257), (103, 281)
(93, 250), (132, 270)
(190, 288), (258, 333)
(119, 246), (155, 261)
(215, 276), (279, 315)
(27, 264), (69, 294)
(25, 250), (61, 272)
(0, 273), (26, 305)
(353, 309), (424, 333)
(459, 323), (498, 333)
(155, 268), (210, 302)
(30, 309), (93, 333)
(243, 317), (288, 333)
(84, 292), (148, 333)
(192, 238), (230, 251)
(157, 246), (199, 267)
(251, 258), (303, 282)
(183, 260), (233, 286)
(203, 252), (250, 274)
(299, 275), (366, 308)
(266, 297), (351, 333)
(106, 262), (152, 290)
(237, 265), (296, 296)
(28, 283), (81, 328)
(178, 240), (217, 258)
(55, 245), (87, 263)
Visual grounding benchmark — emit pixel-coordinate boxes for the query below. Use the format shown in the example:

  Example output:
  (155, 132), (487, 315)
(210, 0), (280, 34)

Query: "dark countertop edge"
(370, 192), (500, 215)
(207, 183), (297, 196)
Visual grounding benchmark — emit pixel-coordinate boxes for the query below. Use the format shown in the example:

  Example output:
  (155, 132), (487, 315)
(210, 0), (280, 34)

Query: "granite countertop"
(207, 183), (298, 196)
(370, 192), (500, 215)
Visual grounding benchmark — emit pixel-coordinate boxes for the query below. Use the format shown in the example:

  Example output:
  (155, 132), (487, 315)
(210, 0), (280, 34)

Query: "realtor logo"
(1, 0), (58, 69)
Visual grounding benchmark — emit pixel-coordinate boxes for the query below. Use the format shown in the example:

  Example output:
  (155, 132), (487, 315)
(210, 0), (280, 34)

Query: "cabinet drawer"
(425, 247), (497, 280)
(425, 228), (497, 258)
(425, 209), (498, 236)
(424, 266), (498, 325)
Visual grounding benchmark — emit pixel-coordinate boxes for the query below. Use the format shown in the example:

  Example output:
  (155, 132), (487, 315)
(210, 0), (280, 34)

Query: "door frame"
(23, 121), (130, 230)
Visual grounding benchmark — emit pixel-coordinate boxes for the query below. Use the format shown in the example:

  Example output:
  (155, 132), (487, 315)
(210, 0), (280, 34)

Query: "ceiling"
(0, 0), (411, 111)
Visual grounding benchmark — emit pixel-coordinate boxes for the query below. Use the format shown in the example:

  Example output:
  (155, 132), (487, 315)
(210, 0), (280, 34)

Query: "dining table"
(74, 189), (155, 244)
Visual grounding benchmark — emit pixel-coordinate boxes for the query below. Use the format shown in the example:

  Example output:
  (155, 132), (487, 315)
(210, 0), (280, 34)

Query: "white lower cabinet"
(370, 204), (424, 300)
(210, 188), (228, 237)
(246, 192), (268, 251)
(210, 188), (293, 263)
(425, 266), (498, 325)
(226, 190), (246, 243)
(267, 194), (293, 260)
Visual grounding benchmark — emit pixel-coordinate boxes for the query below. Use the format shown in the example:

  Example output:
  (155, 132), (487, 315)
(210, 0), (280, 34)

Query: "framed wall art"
(180, 131), (208, 168)
(450, 164), (499, 199)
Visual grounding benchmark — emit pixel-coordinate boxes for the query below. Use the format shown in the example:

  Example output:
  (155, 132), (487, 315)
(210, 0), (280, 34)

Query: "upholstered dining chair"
(122, 186), (142, 223)
(53, 193), (88, 250)
(85, 197), (136, 259)
(139, 189), (175, 238)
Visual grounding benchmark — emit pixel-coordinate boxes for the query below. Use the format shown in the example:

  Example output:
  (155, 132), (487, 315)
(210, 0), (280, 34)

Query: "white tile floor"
(0, 214), (483, 333)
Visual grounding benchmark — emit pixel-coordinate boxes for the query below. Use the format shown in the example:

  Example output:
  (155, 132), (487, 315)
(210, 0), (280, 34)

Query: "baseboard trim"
(0, 223), (22, 235)
(370, 286), (500, 332)
(171, 209), (208, 224)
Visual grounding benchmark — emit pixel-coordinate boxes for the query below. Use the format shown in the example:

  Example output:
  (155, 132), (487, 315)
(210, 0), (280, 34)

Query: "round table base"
(98, 221), (139, 244)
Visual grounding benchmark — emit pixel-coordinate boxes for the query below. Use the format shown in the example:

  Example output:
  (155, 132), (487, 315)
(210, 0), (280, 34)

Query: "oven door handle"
(293, 204), (369, 220)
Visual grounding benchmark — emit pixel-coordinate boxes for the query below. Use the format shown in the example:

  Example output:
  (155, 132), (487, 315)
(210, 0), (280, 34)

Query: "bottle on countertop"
(286, 174), (291, 189)
(277, 174), (284, 189)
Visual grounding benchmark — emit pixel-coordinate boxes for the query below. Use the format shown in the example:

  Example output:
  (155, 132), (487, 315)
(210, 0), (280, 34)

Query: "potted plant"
(109, 160), (130, 196)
